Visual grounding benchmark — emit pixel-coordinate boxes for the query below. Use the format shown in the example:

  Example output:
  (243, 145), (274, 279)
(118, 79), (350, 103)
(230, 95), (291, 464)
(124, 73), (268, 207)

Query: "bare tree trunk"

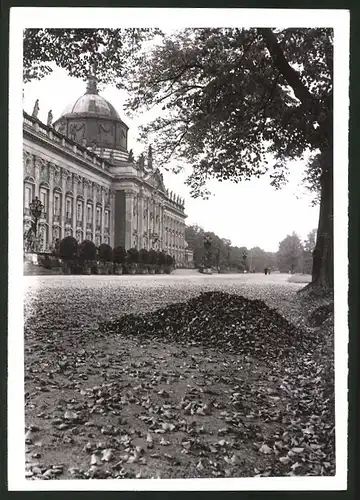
(311, 148), (334, 288)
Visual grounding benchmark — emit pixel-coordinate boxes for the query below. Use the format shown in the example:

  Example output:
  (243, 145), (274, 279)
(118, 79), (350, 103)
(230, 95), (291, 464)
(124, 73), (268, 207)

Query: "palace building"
(23, 75), (192, 266)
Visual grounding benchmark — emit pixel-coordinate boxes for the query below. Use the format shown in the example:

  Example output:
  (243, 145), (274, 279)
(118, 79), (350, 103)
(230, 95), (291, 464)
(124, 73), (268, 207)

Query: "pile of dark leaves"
(100, 291), (321, 361)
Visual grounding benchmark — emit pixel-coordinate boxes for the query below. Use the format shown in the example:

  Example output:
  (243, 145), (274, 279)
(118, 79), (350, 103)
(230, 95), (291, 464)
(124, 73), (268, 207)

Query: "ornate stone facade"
(23, 81), (188, 265)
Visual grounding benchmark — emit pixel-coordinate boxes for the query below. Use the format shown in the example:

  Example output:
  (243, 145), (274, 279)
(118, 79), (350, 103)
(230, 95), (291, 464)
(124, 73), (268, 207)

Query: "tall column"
(109, 190), (115, 247)
(138, 189), (144, 249)
(101, 187), (106, 243)
(161, 204), (165, 250)
(92, 183), (97, 242)
(83, 180), (88, 238)
(124, 190), (134, 249)
(61, 169), (67, 237)
(147, 197), (151, 249)
(72, 176), (78, 236)
(34, 156), (41, 197)
(48, 163), (54, 248)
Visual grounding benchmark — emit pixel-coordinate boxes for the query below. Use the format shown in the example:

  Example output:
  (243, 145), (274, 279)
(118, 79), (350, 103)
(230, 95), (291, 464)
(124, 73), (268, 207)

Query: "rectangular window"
(24, 185), (32, 208)
(66, 198), (72, 218)
(96, 207), (101, 225)
(39, 189), (47, 213)
(105, 210), (109, 228)
(87, 205), (92, 222)
(54, 193), (61, 215)
(77, 202), (83, 221)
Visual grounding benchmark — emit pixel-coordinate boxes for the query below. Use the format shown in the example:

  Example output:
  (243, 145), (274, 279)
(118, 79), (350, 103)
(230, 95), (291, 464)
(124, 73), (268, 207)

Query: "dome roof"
(60, 93), (121, 120)
(57, 75), (122, 121)
(53, 74), (129, 156)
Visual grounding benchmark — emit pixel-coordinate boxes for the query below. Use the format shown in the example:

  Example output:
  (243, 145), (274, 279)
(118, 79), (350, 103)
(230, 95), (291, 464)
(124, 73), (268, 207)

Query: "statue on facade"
(32, 99), (40, 119)
(90, 140), (97, 152)
(69, 124), (77, 141)
(86, 62), (99, 95)
(47, 110), (53, 127)
(128, 149), (134, 163)
(137, 153), (145, 171)
(109, 150), (114, 163)
(147, 144), (153, 170)
(24, 196), (44, 253)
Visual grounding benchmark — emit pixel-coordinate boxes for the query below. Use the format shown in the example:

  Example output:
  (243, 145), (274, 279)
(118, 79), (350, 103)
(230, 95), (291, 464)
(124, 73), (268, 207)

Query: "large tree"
(124, 28), (333, 288)
(302, 228), (317, 274)
(277, 232), (304, 274)
(24, 28), (333, 287)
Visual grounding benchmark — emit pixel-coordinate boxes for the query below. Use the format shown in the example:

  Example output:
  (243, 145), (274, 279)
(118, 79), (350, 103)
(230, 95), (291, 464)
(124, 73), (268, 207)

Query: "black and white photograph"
(8, 7), (349, 491)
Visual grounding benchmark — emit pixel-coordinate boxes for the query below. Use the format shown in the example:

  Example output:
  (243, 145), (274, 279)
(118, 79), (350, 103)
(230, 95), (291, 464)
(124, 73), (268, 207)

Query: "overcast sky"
(23, 67), (319, 252)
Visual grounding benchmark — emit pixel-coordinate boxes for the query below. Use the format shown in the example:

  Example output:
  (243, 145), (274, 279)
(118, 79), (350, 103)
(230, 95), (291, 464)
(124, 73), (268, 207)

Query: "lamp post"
(203, 235), (212, 269)
(242, 250), (248, 272)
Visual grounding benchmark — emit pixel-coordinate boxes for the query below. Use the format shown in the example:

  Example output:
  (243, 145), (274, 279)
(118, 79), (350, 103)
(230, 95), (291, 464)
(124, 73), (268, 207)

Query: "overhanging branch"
(258, 28), (315, 107)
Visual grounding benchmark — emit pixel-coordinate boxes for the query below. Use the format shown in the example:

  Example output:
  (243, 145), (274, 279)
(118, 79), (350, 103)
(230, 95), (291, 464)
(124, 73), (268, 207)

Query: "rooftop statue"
(128, 149), (134, 163)
(147, 144), (153, 169)
(138, 153), (145, 170)
(47, 110), (53, 127)
(86, 63), (99, 95)
(32, 99), (39, 118)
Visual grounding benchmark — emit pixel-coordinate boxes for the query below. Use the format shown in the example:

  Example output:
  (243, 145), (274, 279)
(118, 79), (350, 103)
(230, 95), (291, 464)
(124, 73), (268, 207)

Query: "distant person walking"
(264, 268), (268, 275)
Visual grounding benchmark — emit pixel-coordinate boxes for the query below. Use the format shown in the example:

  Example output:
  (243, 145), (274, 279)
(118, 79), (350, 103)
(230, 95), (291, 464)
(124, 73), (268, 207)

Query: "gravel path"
(23, 274), (335, 480)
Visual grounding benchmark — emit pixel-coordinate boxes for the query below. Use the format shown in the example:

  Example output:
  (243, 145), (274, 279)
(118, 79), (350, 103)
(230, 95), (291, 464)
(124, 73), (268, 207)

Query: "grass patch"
(287, 274), (312, 284)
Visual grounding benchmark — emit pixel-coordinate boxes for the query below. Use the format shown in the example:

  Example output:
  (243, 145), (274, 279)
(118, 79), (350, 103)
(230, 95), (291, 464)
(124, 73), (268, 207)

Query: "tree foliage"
(23, 28), (159, 86)
(277, 232), (304, 273)
(124, 28), (333, 287)
(302, 228), (317, 274)
(248, 247), (276, 272)
(185, 224), (274, 271)
(124, 28), (332, 198)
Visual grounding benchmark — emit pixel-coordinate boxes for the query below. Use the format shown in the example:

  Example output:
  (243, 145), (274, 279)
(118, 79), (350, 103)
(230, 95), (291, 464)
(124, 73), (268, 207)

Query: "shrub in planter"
(113, 245), (126, 275)
(139, 248), (149, 264)
(89, 261), (98, 274)
(138, 249), (149, 274)
(59, 236), (78, 259)
(126, 247), (139, 274)
(147, 249), (157, 274)
(78, 240), (97, 273)
(58, 237), (78, 274)
(99, 243), (113, 262)
(114, 264), (123, 275)
(127, 247), (139, 264)
(163, 254), (174, 274)
(157, 251), (167, 273)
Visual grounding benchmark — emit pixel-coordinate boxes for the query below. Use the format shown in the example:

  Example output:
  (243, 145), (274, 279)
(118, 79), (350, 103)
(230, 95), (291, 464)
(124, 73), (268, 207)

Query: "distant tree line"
(185, 224), (316, 274)
(185, 224), (276, 272)
(277, 229), (317, 274)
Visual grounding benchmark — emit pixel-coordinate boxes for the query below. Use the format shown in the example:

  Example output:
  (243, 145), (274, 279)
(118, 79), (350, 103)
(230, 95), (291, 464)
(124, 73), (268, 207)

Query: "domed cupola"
(53, 74), (129, 163)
